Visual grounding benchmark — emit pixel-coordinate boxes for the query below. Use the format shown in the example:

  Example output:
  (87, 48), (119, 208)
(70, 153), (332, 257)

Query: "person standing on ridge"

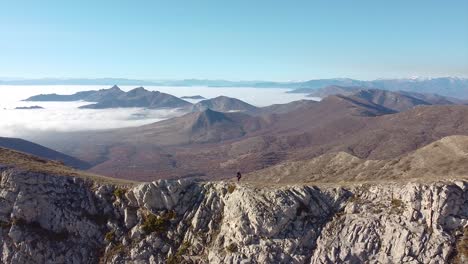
(236, 171), (242, 182)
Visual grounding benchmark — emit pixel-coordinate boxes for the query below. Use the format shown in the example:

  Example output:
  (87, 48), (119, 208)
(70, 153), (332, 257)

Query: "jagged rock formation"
(0, 165), (466, 263)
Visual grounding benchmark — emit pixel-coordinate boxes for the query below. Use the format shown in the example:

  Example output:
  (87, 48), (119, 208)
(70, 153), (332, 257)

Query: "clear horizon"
(1, 76), (468, 83)
(1, 0), (468, 80)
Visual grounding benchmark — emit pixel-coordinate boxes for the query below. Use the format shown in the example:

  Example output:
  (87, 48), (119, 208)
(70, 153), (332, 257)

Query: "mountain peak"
(128, 86), (148, 93)
(192, 96), (258, 113)
(193, 108), (231, 127)
(109, 85), (122, 91)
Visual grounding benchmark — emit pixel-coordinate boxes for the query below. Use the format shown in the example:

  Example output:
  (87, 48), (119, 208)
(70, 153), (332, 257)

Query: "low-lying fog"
(0, 85), (312, 138)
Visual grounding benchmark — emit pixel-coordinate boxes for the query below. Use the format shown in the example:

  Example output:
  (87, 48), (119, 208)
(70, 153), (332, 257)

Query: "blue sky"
(1, 0), (467, 80)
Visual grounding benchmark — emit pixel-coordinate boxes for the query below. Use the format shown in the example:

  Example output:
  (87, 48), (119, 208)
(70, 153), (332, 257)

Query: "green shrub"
(164, 210), (177, 220)
(227, 185), (236, 194)
(166, 255), (177, 264)
(103, 243), (125, 262)
(390, 198), (405, 214)
(177, 241), (190, 256)
(391, 199), (404, 208)
(105, 230), (115, 242)
(113, 188), (126, 199)
(142, 214), (168, 234)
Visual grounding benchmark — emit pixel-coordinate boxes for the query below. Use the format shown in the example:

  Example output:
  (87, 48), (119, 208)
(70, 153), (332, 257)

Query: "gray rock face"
(0, 167), (466, 263)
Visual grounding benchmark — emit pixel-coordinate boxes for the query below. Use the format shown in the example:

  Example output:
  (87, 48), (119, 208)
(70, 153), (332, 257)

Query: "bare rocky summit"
(0, 166), (466, 263)
(0, 138), (467, 263)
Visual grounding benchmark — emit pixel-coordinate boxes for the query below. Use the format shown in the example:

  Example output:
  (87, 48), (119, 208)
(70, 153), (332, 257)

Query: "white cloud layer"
(0, 85), (310, 138)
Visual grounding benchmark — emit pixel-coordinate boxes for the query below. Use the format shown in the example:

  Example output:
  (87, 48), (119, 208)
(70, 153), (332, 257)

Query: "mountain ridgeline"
(23, 85), (468, 181)
(1, 83), (468, 263)
(25, 86), (193, 110)
(7, 76), (468, 98)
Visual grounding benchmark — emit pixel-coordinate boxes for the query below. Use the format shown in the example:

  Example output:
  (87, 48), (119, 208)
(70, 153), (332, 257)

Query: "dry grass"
(227, 184), (236, 193)
(0, 147), (135, 186)
(244, 136), (468, 185)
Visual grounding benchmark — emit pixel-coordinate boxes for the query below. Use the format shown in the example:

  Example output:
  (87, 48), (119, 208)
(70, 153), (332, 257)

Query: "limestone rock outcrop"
(0, 166), (466, 263)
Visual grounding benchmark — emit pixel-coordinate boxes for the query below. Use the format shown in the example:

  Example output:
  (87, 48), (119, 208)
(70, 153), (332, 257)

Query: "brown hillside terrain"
(29, 95), (468, 181)
(306, 85), (363, 97)
(349, 89), (432, 112)
(0, 137), (90, 169)
(246, 135), (468, 184)
(0, 147), (133, 185)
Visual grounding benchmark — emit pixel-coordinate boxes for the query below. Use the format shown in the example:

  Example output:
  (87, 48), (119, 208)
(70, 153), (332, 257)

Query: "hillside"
(24, 92), (468, 181)
(308, 88), (457, 111)
(396, 90), (460, 105)
(24, 85), (192, 109)
(24, 85), (125, 102)
(306, 85), (363, 97)
(285, 77), (468, 98)
(191, 96), (259, 114)
(113, 108), (267, 145)
(349, 89), (432, 112)
(79, 87), (192, 109)
(0, 147), (132, 184)
(247, 135), (468, 184)
(258, 99), (317, 115)
(0, 137), (89, 169)
(20, 95), (403, 180)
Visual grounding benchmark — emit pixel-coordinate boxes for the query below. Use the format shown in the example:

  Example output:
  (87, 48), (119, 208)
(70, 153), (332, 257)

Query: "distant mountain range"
(285, 77), (468, 98)
(5, 77), (468, 98)
(307, 85), (466, 106)
(27, 87), (468, 181)
(24, 86), (318, 114)
(181, 95), (206, 99)
(14, 105), (44, 110)
(25, 85), (192, 109)
(191, 96), (259, 114)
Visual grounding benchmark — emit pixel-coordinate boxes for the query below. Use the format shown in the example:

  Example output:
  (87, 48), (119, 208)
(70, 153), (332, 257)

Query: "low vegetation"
(167, 241), (191, 264)
(142, 214), (167, 234)
(390, 198), (405, 214)
(102, 243), (125, 263)
(0, 147), (135, 185)
(227, 185), (236, 194)
(113, 188), (126, 200)
(104, 230), (115, 242)
(141, 210), (177, 234)
(226, 242), (238, 253)
(453, 226), (468, 264)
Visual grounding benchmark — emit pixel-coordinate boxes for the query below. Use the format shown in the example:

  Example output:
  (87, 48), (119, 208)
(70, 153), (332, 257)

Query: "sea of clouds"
(0, 85), (312, 138)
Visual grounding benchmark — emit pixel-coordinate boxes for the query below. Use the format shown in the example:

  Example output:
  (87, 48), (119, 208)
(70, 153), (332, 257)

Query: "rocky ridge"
(0, 166), (466, 263)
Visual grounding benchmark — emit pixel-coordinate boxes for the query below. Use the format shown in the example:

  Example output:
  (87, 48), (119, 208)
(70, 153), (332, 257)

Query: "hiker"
(236, 171), (242, 182)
